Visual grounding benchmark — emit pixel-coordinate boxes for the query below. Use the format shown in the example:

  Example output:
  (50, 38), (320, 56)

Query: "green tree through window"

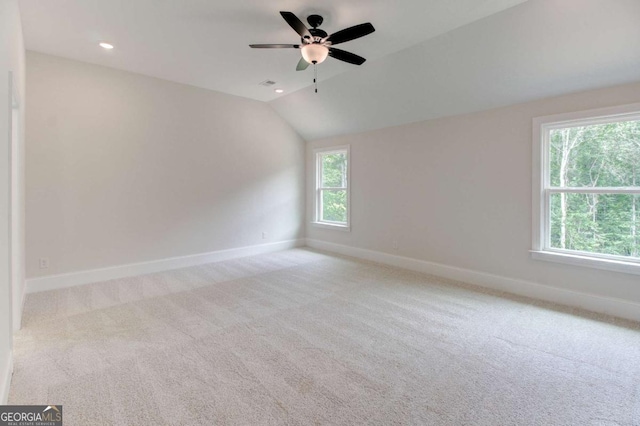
(548, 120), (640, 258)
(316, 148), (349, 226)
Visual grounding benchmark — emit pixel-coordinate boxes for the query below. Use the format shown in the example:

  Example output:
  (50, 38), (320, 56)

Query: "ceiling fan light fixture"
(301, 44), (328, 64)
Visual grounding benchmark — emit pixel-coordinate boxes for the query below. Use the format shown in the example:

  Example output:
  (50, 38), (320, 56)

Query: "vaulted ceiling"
(18, 0), (640, 141)
(271, 0), (640, 140)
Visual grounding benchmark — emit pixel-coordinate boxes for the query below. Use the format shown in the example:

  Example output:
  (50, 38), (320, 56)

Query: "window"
(314, 146), (350, 230)
(532, 104), (640, 275)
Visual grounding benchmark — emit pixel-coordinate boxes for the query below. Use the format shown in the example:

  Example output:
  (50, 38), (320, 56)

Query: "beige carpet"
(9, 248), (640, 425)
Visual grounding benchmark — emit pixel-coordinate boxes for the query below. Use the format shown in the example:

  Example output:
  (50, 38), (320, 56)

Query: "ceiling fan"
(250, 11), (375, 91)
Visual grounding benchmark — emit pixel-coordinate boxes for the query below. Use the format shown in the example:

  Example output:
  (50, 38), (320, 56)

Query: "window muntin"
(540, 114), (640, 263)
(315, 147), (349, 227)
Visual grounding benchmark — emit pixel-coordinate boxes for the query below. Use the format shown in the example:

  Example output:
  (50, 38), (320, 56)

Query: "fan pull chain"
(314, 63), (318, 93)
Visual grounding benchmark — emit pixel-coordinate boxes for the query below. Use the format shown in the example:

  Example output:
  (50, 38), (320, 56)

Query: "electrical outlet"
(39, 257), (50, 269)
(262, 232), (268, 240)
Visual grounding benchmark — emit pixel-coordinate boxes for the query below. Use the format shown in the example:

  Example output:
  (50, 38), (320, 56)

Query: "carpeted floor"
(9, 248), (640, 425)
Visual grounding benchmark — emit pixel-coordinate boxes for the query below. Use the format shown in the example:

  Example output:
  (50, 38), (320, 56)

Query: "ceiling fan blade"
(326, 23), (375, 45)
(296, 57), (310, 71)
(280, 11), (312, 40)
(328, 48), (366, 65)
(249, 44), (300, 48)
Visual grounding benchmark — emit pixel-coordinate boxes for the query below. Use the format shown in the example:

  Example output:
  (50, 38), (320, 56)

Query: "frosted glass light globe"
(301, 44), (329, 64)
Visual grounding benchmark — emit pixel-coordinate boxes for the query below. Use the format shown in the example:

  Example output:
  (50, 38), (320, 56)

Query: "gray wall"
(307, 81), (640, 305)
(26, 52), (305, 279)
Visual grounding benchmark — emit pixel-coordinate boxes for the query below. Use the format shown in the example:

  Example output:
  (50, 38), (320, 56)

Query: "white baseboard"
(26, 239), (304, 294)
(306, 239), (640, 323)
(0, 352), (13, 405)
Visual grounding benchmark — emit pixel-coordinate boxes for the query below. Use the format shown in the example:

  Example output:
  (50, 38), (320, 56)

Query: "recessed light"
(274, 88), (284, 94)
(99, 42), (114, 50)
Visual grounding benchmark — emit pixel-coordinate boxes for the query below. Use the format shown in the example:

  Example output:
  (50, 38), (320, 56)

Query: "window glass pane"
(321, 152), (347, 188)
(550, 193), (640, 258)
(321, 189), (347, 223)
(549, 120), (640, 188)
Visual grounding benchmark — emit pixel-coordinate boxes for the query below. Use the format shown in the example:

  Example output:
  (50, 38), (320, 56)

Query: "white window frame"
(313, 145), (350, 231)
(531, 103), (640, 276)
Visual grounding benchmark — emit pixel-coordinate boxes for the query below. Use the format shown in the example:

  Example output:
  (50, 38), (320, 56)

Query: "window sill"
(530, 250), (640, 276)
(311, 222), (351, 232)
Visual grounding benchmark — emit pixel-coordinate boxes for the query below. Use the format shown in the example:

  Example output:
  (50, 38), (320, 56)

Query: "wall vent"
(259, 80), (277, 87)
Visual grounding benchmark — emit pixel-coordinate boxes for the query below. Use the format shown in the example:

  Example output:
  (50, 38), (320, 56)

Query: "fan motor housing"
(307, 28), (328, 42)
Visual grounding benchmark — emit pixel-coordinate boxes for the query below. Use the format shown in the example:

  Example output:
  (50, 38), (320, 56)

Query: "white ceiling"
(18, 0), (526, 102)
(271, 0), (640, 140)
(18, 0), (640, 142)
